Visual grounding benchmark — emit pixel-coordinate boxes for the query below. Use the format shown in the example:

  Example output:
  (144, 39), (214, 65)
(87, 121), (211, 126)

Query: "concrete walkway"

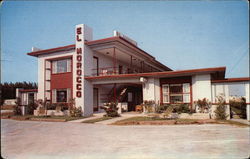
(96, 112), (146, 125)
(69, 112), (145, 124)
(230, 118), (250, 125)
(68, 113), (105, 123)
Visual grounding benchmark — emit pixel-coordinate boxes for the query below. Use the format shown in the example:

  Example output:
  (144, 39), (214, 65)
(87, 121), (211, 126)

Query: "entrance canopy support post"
(113, 47), (116, 74)
(114, 83), (117, 103)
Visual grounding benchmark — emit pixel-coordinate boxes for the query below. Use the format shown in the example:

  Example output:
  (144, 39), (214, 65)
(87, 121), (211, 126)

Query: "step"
(1, 110), (14, 113)
(1, 105), (16, 110)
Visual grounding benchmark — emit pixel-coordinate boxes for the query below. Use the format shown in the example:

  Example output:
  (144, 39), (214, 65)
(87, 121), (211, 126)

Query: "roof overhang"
(211, 77), (250, 83)
(85, 66), (226, 81)
(27, 36), (171, 71)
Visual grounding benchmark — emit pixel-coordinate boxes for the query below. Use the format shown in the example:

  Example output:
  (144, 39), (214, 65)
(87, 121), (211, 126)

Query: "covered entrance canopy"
(93, 83), (142, 112)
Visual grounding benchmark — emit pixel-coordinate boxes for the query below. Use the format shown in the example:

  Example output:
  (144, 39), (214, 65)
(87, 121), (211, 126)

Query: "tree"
(0, 82), (37, 105)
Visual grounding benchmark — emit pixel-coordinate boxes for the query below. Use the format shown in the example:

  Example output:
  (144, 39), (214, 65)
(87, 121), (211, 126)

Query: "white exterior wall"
(246, 83), (250, 121)
(37, 50), (74, 101)
(93, 52), (114, 70)
(73, 24), (93, 117)
(37, 57), (44, 100)
(212, 82), (249, 102)
(192, 74), (212, 102)
(92, 51), (130, 75)
(83, 46), (94, 116)
(143, 78), (160, 103)
(154, 78), (161, 104)
(211, 83), (229, 102)
(245, 82), (249, 103)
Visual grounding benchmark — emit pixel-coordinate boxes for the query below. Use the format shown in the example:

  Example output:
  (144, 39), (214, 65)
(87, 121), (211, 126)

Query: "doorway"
(125, 85), (142, 111)
(93, 88), (99, 112)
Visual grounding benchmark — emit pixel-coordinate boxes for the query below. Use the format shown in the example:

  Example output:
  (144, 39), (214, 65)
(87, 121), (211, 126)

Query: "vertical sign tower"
(73, 24), (93, 116)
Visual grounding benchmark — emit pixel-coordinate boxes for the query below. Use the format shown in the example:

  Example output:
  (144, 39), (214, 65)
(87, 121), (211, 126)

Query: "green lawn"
(82, 117), (113, 123)
(112, 116), (249, 127)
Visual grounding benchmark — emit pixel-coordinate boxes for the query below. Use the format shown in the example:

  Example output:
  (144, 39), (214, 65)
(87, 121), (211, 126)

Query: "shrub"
(27, 102), (38, 115)
(163, 105), (174, 118)
(194, 98), (211, 113)
(155, 104), (170, 113)
(173, 104), (190, 114)
(68, 98), (82, 117)
(229, 97), (246, 119)
(214, 95), (228, 120)
(47, 103), (57, 110)
(69, 107), (82, 117)
(13, 105), (22, 115)
(143, 100), (155, 113)
(58, 102), (68, 111)
(101, 102), (120, 117)
(14, 97), (22, 115)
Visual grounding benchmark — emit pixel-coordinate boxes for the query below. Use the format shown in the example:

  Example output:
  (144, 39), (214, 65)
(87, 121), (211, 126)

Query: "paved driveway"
(1, 119), (249, 159)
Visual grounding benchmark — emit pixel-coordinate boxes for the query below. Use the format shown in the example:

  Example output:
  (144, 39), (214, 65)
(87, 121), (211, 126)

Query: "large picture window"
(52, 59), (71, 74)
(162, 83), (190, 104)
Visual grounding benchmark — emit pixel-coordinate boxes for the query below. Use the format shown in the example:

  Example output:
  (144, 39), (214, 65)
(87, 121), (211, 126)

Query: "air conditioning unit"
(113, 30), (137, 46)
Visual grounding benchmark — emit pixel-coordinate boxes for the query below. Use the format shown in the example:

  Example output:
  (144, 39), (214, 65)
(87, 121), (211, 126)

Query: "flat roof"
(27, 36), (171, 71)
(211, 77), (250, 83)
(85, 66), (226, 80)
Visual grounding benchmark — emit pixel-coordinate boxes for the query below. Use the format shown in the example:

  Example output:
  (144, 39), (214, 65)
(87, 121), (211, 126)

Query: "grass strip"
(217, 120), (249, 127)
(113, 116), (249, 127)
(82, 117), (113, 123)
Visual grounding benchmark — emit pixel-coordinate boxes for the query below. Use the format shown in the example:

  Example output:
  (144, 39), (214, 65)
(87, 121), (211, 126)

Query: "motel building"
(18, 24), (250, 119)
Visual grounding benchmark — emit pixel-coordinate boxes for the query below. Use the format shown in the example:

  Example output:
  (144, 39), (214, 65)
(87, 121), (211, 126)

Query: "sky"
(1, 1), (249, 83)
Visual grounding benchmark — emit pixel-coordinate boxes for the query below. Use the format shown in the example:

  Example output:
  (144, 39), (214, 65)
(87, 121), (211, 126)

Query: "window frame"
(52, 88), (71, 103)
(162, 83), (191, 104)
(52, 58), (72, 74)
(162, 84), (170, 103)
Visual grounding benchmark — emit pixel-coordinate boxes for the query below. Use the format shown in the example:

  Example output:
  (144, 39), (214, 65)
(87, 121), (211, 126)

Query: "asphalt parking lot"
(1, 119), (249, 159)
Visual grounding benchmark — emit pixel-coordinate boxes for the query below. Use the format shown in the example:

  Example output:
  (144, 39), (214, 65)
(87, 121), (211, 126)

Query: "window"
(52, 59), (71, 74)
(183, 83), (190, 103)
(162, 84), (169, 103)
(28, 93), (34, 105)
(56, 90), (67, 102)
(162, 83), (190, 103)
(52, 89), (71, 103)
(170, 84), (182, 103)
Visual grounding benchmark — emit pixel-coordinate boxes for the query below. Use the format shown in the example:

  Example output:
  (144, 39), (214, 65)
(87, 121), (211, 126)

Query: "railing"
(91, 67), (142, 76)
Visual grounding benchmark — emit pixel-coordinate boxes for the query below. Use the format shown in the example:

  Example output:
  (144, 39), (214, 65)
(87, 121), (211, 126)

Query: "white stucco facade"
(37, 51), (74, 100)
(142, 78), (160, 104)
(192, 74), (212, 102)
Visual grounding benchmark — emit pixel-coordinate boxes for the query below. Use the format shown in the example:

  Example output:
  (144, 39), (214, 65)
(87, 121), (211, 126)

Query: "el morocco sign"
(75, 25), (83, 97)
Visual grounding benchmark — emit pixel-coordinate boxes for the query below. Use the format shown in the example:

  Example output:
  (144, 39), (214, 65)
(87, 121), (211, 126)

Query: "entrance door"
(126, 85), (143, 111)
(93, 88), (99, 112)
(119, 65), (123, 74)
(127, 92), (134, 111)
(28, 93), (34, 104)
